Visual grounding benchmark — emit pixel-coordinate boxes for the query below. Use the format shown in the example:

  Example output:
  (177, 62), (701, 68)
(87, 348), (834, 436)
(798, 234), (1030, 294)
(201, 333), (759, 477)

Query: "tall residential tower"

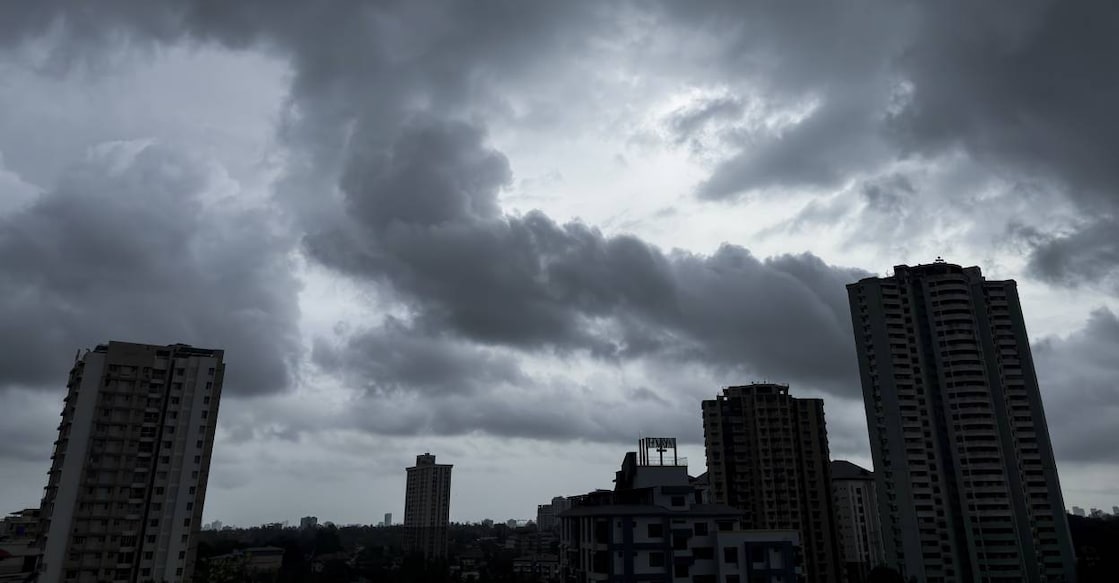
(403, 453), (452, 559)
(38, 341), (224, 583)
(702, 383), (843, 583)
(847, 261), (1076, 582)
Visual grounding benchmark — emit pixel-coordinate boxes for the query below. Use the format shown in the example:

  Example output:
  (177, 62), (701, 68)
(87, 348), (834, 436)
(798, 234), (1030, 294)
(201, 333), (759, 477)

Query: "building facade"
(830, 460), (884, 583)
(702, 384), (843, 583)
(560, 440), (802, 583)
(537, 504), (556, 532)
(403, 453), (452, 559)
(38, 341), (224, 583)
(847, 261), (1077, 582)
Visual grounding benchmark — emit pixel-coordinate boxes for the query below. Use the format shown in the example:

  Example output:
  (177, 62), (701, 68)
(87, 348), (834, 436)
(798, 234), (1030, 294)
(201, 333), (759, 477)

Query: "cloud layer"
(2, 0), (1119, 520)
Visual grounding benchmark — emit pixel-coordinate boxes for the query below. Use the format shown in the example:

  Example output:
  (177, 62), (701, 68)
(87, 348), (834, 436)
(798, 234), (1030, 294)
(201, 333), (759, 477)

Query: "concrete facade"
(830, 461), (884, 583)
(847, 261), (1077, 583)
(559, 449), (801, 583)
(403, 453), (452, 559)
(38, 341), (224, 583)
(702, 383), (843, 583)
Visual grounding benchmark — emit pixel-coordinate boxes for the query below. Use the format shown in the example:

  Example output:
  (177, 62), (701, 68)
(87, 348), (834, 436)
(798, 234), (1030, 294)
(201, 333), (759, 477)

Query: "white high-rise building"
(848, 261), (1076, 582)
(38, 341), (224, 583)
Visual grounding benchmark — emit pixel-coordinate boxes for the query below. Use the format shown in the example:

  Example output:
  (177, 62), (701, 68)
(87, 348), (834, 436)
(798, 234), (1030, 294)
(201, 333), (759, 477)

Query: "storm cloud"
(2, 0), (1119, 520)
(0, 142), (301, 395)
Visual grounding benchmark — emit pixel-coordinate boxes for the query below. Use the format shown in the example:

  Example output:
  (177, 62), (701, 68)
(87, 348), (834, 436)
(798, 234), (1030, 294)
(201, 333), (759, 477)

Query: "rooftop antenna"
(934, 256), (946, 263)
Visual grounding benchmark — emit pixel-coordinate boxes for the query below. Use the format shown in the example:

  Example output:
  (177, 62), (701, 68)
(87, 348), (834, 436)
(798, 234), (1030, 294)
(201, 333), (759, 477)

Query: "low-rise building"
(205, 546), (284, 580)
(560, 438), (801, 583)
(514, 553), (560, 581)
(0, 510), (38, 541)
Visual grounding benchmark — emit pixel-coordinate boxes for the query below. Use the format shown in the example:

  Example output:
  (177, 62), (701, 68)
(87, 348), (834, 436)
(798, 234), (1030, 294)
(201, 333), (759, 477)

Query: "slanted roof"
(830, 460), (874, 480)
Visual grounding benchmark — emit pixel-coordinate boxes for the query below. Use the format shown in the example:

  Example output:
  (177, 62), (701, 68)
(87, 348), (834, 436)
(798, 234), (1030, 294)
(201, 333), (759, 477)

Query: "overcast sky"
(2, 1), (1118, 526)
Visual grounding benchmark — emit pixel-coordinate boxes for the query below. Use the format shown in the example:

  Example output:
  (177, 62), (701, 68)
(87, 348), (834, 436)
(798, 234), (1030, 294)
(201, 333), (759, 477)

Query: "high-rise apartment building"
(38, 341), (224, 583)
(384, 513), (392, 527)
(702, 383), (843, 583)
(847, 261), (1077, 582)
(403, 453), (452, 559)
(830, 460), (884, 583)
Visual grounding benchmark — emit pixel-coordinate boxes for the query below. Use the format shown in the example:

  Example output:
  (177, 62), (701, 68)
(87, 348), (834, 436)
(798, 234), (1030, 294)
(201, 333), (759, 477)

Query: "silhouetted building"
(0, 508), (42, 580)
(300, 516), (318, 529)
(848, 261), (1077, 582)
(38, 341), (224, 583)
(560, 438), (802, 582)
(205, 546), (283, 579)
(537, 503), (556, 532)
(1071, 507), (1085, 518)
(384, 512), (392, 527)
(831, 460), (884, 583)
(403, 453), (452, 559)
(0, 509), (39, 540)
(702, 384), (843, 583)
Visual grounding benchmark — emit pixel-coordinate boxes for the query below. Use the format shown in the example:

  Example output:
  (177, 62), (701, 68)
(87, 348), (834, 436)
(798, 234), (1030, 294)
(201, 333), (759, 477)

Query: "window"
(723, 547), (738, 563)
(179, 551), (186, 559)
(649, 552), (665, 567)
(647, 523), (663, 538)
(674, 563), (690, 578)
(694, 522), (709, 536)
(670, 495), (686, 507)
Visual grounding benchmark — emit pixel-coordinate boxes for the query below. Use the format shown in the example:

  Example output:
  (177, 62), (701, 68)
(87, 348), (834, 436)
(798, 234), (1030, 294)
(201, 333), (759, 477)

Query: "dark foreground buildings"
(848, 261), (1076, 582)
(560, 438), (801, 582)
(38, 341), (225, 583)
(702, 384), (843, 583)
(403, 453), (453, 560)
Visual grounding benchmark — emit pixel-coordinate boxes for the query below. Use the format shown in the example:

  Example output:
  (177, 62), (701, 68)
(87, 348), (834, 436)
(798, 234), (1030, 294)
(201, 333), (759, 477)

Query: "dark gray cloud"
(1034, 308), (1119, 463)
(2, 0), (1115, 460)
(312, 318), (529, 397)
(1023, 219), (1119, 290)
(889, 2), (1119, 282)
(0, 143), (301, 395)
(306, 118), (868, 400)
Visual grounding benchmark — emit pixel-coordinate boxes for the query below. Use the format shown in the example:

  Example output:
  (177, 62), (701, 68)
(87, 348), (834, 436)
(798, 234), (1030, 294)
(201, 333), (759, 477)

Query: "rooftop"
(830, 460), (874, 480)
